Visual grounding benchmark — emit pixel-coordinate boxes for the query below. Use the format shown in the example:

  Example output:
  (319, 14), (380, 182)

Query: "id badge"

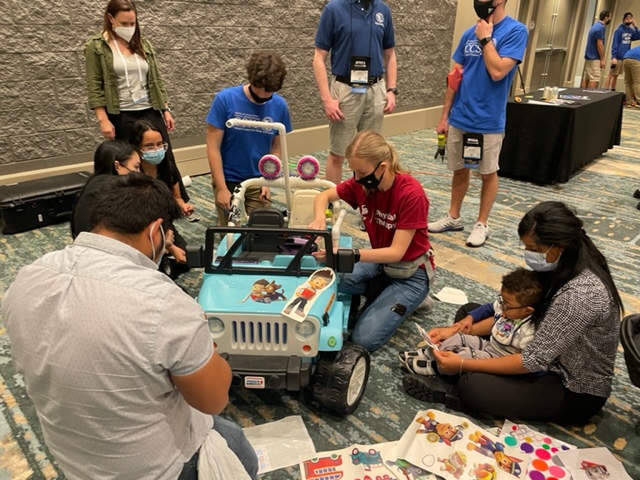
(462, 133), (483, 170)
(350, 55), (370, 90)
(131, 89), (149, 104)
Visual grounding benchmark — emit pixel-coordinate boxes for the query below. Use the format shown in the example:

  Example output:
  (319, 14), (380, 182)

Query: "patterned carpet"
(1, 109), (639, 479)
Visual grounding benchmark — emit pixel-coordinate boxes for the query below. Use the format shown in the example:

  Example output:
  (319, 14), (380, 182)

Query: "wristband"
(353, 248), (361, 263)
(459, 358), (465, 376)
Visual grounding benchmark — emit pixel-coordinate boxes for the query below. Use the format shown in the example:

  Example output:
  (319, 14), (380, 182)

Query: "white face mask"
(524, 246), (559, 272)
(114, 25), (136, 42)
(150, 224), (166, 268)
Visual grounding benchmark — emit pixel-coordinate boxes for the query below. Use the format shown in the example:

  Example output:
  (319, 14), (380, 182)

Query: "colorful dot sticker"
(536, 448), (552, 461)
(549, 465), (566, 478)
(532, 459), (549, 471)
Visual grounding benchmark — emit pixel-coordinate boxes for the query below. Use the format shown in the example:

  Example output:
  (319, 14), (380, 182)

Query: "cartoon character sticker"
(282, 268), (335, 321)
(438, 451), (467, 479)
(581, 460), (610, 479)
(415, 411), (468, 446)
(467, 432), (523, 477)
(240, 279), (287, 304)
(469, 463), (497, 480)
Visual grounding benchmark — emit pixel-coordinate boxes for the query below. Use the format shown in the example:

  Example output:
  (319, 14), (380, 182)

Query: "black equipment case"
(0, 172), (91, 234)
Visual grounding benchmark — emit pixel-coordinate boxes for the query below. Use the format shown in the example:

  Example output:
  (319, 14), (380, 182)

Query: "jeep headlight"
(206, 315), (225, 336)
(295, 320), (316, 339)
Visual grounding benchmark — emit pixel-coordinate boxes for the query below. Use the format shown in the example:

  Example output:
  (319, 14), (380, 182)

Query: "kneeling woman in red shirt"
(309, 130), (434, 351)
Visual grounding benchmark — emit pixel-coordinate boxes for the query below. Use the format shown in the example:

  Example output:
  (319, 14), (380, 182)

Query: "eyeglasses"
(141, 142), (168, 151)
(497, 295), (526, 311)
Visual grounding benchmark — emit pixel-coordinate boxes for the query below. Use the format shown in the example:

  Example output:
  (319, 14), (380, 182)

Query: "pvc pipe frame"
(225, 118), (293, 208)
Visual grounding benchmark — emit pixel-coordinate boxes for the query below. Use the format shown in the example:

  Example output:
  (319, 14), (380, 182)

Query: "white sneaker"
(466, 222), (489, 247)
(428, 214), (464, 233)
(417, 295), (436, 314)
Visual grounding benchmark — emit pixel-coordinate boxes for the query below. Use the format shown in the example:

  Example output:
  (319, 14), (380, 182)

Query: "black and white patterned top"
(521, 269), (620, 398)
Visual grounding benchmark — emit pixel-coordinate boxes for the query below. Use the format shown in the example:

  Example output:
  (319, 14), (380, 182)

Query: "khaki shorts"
(609, 60), (623, 76)
(584, 59), (602, 82)
(212, 179), (270, 226)
(447, 125), (504, 175)
(329, 78), (387, 156)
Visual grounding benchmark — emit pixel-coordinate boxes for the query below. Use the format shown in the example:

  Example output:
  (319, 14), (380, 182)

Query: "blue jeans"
(178, 416), (258, 480)
(341, 263), (429, 351)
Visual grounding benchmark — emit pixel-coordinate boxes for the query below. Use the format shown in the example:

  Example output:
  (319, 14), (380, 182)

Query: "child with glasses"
(398, 267), (543, 376)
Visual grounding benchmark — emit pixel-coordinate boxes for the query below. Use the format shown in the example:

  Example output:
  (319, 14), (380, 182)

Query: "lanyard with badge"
(349, 0), (374, 94)
(112, 40), (149, 104)
(462, 133), (483, 169)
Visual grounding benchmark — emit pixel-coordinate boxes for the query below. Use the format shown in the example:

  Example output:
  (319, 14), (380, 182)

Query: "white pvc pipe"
(225, 118), (292, 208)
(332, 209), (347, 250)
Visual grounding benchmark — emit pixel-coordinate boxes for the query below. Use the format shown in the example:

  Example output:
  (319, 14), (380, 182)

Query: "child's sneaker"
(405, 357), (437, 376)
(466, 222), (489, 247)
(428, 214), (464, 233)
(398, 348), (433, 369)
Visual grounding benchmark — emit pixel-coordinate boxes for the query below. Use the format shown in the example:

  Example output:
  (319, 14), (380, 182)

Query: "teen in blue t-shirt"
(205, 51), (292, 225)
(582, 10), (611, 89)
(429, 3), (527, 250)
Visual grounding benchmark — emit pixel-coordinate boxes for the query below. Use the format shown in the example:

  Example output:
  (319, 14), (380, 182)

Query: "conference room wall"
(0, 0), (457, 183)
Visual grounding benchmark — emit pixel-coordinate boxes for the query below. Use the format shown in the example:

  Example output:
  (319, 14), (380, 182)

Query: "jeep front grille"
(231, 319), (289, 351)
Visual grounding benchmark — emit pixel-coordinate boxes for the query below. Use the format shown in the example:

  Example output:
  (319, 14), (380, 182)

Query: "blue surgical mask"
(142, 149), (165, 165)
(524, 246), (559, 272)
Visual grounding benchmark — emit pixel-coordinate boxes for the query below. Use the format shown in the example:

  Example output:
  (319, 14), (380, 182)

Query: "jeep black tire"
(309, 342), (370, 415)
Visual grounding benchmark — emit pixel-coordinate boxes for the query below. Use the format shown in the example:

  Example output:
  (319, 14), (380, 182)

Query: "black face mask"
(248, 86), (273, 104)
(474, 0), (495, 20)
(354, 162), (384, 189)
(625, 21), (633, 26)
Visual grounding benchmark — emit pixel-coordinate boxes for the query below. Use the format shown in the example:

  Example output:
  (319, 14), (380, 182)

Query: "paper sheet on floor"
(392, 409), (531, 480)
(243, 416), (316, 474)
(300, 441), (443, 480)
(433, 287), (468, 305)
(556, 446), (633, 479)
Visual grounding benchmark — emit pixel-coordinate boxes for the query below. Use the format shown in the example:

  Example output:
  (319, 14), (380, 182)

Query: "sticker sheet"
(394, 410), (531, 480)
(556, 446), (633, 479)
(300, 442), (402, 480)
(498, 420), (575, 480)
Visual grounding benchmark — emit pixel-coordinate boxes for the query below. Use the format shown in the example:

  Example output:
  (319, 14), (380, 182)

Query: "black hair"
(599, 10), (611, 21)
(90, 172), (181, 235)
(128, 120), (177, 188)
(94, 140), (137, 175)
(517, 201), (624, 326)
(623, 12), (633, 21)
(501, 268), (543, 308)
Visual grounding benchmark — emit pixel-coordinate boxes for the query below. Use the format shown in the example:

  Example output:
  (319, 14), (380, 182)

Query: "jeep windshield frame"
(204, 226), (335, 277)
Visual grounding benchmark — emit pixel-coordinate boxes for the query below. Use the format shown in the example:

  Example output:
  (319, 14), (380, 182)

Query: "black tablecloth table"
(498, 88), (624, 185)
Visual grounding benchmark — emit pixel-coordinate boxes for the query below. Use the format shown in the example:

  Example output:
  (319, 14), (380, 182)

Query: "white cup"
(182, 175), (192, 187)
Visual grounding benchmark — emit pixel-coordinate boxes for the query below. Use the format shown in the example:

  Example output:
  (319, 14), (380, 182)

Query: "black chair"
(620, 314), (640, 388)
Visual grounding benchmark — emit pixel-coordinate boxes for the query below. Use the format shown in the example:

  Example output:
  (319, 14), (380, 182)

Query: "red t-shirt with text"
(337, 174), (432, 264)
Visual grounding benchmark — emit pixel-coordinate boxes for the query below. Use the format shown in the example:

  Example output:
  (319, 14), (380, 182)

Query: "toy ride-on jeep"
(187, 118), (370, 415)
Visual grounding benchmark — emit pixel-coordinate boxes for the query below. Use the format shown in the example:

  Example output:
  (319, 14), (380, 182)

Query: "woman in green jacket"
(84, 0), (191, 209)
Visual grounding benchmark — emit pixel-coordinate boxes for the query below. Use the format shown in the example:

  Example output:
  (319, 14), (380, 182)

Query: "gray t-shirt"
(2, 233), (214, 479)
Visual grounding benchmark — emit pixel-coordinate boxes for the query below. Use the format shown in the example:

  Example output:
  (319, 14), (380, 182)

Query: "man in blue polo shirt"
(582, 10), (612, 89)
(313, 0), (397, 185)
(605, 12), (640, 91)
(206, 50), (292, 225)
(428, 0), (527, 248)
